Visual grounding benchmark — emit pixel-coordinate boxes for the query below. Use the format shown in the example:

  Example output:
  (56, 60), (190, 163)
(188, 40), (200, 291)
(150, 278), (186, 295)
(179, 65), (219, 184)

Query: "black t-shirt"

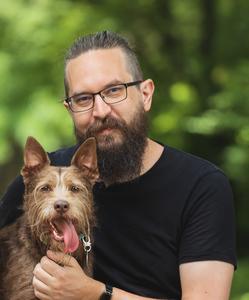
(0, 144), (237, 299)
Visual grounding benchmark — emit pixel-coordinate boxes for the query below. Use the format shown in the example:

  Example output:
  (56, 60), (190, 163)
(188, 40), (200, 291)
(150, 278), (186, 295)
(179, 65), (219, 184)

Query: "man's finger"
(33, 262), (54, 284)
(33, 288), (50, 300)
(32, 275), (50, 296)
(40, 255), (64, 276)
(47, 250), (77, 267)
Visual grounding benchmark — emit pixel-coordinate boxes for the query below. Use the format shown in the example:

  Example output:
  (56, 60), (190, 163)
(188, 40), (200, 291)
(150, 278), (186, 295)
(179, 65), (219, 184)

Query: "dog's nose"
(54, 200), (69, 213)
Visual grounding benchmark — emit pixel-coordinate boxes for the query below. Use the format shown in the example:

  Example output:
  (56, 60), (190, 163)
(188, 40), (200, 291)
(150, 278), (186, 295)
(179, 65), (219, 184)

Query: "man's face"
(64, 47), (154, 184)
(65, 48), (153, 146)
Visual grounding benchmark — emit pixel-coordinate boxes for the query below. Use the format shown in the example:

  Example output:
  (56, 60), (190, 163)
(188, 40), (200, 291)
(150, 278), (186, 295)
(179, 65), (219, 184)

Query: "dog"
(0, 136), (98, 299)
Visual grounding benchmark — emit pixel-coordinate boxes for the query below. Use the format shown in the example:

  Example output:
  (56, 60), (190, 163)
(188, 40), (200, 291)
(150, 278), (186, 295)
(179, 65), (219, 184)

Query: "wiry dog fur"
(0, 137), (98, 300)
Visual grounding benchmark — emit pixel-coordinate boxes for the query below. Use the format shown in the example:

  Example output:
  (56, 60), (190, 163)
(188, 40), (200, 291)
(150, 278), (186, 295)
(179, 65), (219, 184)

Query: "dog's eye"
(70, 185), (80, 193)
(40, 185), (52, 192)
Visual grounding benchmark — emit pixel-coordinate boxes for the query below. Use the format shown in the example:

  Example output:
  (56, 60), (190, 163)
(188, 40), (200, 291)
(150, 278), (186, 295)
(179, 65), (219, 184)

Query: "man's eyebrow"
(70, 80), (124, 97)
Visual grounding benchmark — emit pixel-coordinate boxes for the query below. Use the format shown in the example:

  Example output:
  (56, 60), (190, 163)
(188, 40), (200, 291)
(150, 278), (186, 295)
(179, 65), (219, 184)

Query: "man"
(0, 31), (236, 299)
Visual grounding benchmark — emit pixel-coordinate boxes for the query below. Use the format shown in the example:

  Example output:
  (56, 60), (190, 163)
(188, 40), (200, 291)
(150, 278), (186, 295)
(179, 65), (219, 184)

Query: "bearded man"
(0, 31), (236, 300)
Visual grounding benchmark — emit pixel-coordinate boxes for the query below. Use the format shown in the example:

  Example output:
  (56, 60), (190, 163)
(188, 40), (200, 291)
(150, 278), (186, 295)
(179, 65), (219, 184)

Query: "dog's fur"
(0, 137), (98, 300)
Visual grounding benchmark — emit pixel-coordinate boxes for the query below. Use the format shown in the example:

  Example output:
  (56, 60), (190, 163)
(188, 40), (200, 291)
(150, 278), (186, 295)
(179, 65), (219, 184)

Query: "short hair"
(64, 30), (143, 97)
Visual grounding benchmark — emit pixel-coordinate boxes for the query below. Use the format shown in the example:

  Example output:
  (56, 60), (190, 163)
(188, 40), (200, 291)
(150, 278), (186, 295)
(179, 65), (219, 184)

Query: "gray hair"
(64, 30), (143, 97)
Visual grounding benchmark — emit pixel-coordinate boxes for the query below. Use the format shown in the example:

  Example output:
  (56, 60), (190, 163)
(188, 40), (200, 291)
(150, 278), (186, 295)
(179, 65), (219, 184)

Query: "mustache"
(85, 116), (127, 136)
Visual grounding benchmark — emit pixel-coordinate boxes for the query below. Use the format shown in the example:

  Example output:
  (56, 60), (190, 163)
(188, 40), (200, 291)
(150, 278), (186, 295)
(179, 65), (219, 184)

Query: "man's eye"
(40, 185), (52, 192)
(74, 95), (92, 103)
(110, 87), (121, 92)
(105, 85), (123, 96)
(70, 185), (80, 193)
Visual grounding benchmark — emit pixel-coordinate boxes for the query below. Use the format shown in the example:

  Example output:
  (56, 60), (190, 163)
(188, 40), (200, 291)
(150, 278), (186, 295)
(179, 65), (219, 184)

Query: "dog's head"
(21, 136), (98, 255)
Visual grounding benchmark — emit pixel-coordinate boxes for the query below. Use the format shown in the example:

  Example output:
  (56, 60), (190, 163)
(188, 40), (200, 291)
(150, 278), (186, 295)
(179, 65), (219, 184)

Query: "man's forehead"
(66, 48), (127, 70)
(65, 48), (132, 93)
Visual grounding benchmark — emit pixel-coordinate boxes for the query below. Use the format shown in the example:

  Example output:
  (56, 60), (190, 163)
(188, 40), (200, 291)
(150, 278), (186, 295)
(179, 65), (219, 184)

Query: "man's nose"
(92, 94), (112, 119)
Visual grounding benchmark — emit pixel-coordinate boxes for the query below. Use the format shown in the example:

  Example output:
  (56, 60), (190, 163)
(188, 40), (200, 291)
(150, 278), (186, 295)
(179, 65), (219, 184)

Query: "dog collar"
(79, 233), (91, 267)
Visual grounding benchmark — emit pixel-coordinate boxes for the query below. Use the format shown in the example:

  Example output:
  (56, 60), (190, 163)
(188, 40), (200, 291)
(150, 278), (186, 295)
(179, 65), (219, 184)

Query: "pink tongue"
(61, 220), (79, 253)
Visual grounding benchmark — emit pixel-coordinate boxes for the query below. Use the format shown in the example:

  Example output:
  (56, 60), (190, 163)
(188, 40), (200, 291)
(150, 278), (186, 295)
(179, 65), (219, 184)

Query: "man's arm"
(0, 175), (24, 229)
(179, 261), (234, 300)
(178, 171), (236, 300)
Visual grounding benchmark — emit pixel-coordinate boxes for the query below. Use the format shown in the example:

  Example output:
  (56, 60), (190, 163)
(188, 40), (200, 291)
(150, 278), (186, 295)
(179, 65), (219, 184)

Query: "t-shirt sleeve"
(0, 175), (25, 229)
(178, 170), (237, 268)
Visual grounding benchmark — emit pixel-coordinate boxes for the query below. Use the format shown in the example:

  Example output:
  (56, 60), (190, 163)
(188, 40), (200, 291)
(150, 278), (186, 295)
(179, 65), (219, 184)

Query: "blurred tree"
(0, 0), (248, 258)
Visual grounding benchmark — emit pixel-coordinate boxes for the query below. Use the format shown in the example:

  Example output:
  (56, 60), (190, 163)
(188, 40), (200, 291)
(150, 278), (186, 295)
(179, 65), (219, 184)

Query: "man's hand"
(33, 250), (104, 300)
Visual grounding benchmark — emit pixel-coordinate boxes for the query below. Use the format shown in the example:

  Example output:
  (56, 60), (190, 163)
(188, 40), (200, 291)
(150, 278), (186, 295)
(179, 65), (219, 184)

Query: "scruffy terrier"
(0, 136), (98, 300)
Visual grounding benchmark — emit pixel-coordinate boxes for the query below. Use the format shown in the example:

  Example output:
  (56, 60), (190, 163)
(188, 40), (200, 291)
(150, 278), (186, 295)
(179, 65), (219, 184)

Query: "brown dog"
(0, 136), (98, 300)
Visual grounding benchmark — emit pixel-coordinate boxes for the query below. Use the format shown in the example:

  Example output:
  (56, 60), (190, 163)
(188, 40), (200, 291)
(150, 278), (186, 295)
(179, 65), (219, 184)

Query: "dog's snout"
(54, 200), (69, 213)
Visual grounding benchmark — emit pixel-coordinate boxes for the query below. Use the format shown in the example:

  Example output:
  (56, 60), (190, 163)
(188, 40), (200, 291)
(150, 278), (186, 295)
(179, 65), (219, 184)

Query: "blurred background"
(0, 0), (248, 298)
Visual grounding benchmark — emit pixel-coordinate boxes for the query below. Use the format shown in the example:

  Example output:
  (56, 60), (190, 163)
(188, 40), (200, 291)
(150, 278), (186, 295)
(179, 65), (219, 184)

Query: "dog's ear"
(21, 136), (50, 178)
(71, 137), (99, 184)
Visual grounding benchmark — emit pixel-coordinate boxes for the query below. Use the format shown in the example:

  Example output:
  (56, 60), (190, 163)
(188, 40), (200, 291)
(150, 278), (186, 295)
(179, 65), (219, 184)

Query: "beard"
(74, 104), (149, 185)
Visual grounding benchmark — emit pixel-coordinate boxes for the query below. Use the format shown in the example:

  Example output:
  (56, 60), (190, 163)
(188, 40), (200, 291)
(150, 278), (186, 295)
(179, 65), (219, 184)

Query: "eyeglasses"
(64, 80), (143, 113)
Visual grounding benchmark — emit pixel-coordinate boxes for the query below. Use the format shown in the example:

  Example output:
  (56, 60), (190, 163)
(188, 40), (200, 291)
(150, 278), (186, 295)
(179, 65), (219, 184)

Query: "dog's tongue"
(61, 220), (79, 253)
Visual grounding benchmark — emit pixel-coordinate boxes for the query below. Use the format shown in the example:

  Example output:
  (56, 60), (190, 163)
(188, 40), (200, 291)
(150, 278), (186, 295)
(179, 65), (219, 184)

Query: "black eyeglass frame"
(64, 80), (143, 113)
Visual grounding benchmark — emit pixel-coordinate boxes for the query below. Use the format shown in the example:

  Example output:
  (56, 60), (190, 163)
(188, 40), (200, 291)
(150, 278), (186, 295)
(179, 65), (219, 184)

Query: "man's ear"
(71, 137), (99, 184)
(140, 79), (155, 112)
(64, 100), (71, 112)
(21, 136), (50, 178)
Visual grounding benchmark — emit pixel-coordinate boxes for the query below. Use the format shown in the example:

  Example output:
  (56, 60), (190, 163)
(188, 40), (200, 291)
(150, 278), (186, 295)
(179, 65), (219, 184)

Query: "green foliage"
(0, 0), (248, 267)
(231, 259), (249, 300)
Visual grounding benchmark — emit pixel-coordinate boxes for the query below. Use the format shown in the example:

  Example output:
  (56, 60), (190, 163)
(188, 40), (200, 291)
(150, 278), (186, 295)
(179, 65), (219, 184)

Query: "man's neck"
(140, 139), (164, 176)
